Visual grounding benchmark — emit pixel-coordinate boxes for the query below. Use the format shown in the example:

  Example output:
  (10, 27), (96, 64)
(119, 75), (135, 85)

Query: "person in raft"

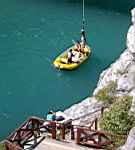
(80, 28), (86, 49)
(67, 49), (73, 63)
(72, 41), (81, 63)
(67, 41), (81, 63)
(67, 48), (80, 63)
(80, 28), (89, 56)
(75, 40), (81, 52)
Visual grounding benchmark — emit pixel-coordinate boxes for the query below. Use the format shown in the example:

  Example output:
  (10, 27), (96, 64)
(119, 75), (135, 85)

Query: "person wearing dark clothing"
(81, 28), (86, 48)
(67, 49), (73, 63)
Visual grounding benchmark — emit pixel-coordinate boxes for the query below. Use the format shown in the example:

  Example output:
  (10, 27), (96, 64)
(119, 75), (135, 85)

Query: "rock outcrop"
(64, 97), (103, 126)
(93, 8), (135, 115)
(64, 7), (135, 150)
(94, 8), (135, 150)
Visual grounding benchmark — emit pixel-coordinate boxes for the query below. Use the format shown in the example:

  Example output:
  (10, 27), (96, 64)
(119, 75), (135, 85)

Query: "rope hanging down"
(83, 0), (85, 22)
(82, 0), (85, 29)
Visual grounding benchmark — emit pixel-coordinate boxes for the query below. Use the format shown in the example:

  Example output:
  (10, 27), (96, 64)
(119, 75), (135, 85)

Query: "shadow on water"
(66, 0), (135, 14)
(43, 0), (135, 14)
(15, 0), (135, 14)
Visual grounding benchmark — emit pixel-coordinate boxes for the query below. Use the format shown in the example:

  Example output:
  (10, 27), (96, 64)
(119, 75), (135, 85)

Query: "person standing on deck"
(46, 111), (56, 121)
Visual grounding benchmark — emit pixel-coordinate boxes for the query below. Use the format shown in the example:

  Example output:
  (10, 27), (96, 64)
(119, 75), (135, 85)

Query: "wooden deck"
(34, 138), (97, 150)
(4, 108), (116, 150)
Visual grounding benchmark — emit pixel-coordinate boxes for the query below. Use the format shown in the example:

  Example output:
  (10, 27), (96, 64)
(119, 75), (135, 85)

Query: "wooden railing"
(4, 140), (23, 150)
(4, 106), (127, 150)
(76, 128), (114, 149)
(7, 117), (44, 149)
(105, 132), (128, 149)
(40, 119), (73, 140)
(6, 117), (74, 149)
(75, 127), (128, 150)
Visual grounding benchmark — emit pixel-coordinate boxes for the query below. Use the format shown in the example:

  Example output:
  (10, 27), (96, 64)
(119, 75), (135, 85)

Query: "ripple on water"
(45, 57), (51, 63)
(33, 34), (39, 38)
(60, 31), (64, 36)
(41, 17), (46, 23)
(0, 34), (8, 38)
(2, 113), (9, 119)
(7, 91), (13, 95)
(57, 72), (62, 78)
(15, 30), (23, 36)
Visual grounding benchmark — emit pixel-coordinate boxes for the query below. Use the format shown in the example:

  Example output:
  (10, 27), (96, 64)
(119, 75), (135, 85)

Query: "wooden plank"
(34, 139), (96, 150)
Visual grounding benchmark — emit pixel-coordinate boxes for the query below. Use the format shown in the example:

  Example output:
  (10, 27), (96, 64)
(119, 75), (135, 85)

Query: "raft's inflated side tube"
(53, 45), (91, 70)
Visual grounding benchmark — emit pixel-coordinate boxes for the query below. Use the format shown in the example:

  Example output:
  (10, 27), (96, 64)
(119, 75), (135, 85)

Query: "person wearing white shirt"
(71, 51), (80, 63)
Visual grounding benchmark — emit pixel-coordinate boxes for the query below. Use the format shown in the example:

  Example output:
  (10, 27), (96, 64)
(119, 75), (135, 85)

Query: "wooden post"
(51, 122), (56, 139)
(33, 132), (37, 145)
(98, 132), (102, 144)
(76, 128), (81, 144)
(17, 130), (22, 147)
(101, 107), (104, 117)
(95, 118), (98, 130)
(61, 125), (65, 140)
(32, 119), (37, 145)
(71, 125), (75, 140)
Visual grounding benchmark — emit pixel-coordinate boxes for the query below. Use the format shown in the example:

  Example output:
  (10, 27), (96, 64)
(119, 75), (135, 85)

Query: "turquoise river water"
(0, 0), (133, 140)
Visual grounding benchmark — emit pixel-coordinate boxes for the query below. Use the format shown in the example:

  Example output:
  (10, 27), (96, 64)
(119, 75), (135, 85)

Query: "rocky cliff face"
(64, 7), (135, 150)
(93, 8), (135, 150)
(93, 8), (135, 115)
(64, 97), (103, 126)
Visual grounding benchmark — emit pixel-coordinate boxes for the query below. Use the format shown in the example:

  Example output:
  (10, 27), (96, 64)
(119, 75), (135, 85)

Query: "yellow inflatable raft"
(53, 45), (91, 70)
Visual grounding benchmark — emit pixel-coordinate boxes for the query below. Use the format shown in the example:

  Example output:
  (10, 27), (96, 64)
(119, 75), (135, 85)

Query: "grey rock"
(64, 97), (103, 126)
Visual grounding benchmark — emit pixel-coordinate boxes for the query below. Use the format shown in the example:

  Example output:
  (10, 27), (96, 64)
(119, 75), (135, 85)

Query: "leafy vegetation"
(100, 95), (134, 134)
(95, 81), (117, 104)
(0, 143), (5, 150)
(100, 95), (135, 147)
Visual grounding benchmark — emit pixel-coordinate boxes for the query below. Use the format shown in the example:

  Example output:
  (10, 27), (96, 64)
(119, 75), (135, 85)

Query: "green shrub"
(100, 95), (134, 135)
(95, 81), (117, 104)
(99, 95), (135, 147)
(0, 143), (5, 150)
